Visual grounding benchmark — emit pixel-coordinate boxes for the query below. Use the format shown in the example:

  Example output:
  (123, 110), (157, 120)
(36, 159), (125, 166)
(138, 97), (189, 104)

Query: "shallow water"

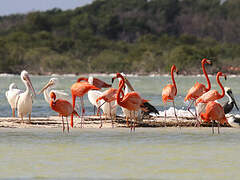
(1, 74), (240, 179)
(1, 128), (240, 179)
(0, 74), (240, 117)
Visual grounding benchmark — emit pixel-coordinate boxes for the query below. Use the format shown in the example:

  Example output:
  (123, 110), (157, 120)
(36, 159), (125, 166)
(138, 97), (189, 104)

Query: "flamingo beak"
(224, 75), (227, 80)
(26, 75), (36, 97)
(207, 59), (212, 65)
(38, 81), (54, 95)
(112, 77), (116, 84)
(176, 69), (179, 75)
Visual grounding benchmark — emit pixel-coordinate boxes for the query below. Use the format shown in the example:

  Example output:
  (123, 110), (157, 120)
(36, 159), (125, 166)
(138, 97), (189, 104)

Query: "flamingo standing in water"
(162, 65), (179, 126)
(71, 77), (99, 128)
(112, 73), (148, 131)
(200, 101), (228, 134)
(196, 72), (227, 105)
(96, 88), (118, 128)
(5, 83), (22, 117)
(184, 58), (212, 118)
(50, 92), (79, 132)
(17, 70), (36, 123)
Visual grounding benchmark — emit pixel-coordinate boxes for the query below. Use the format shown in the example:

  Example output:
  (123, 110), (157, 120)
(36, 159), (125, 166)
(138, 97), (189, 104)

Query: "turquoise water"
(1, 74), (240, 179)
(1, 128), (240, 179)
(0, 74), (239, 117)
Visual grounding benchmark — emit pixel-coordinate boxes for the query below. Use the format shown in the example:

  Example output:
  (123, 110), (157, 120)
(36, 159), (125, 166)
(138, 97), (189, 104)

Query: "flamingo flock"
(5, 58), (240, 133)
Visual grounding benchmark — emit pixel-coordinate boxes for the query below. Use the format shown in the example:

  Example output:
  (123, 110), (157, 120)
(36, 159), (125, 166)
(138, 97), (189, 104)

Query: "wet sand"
(0, 115), (230, 129)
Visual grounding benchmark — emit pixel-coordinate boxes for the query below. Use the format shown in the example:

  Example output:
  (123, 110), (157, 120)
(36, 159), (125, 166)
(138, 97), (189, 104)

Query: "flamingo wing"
(54, 100), (73, 116)
(196, 90), (219, 104)
(185, 82), (206, 101)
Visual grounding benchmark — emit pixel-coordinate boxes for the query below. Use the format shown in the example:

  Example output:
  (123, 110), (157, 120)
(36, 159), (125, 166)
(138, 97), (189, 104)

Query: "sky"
(0, 0), (93, 16)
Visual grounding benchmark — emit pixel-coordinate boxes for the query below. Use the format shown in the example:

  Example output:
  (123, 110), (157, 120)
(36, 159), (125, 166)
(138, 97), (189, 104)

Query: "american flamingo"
(5, 83), (22, 117)
(50, 92), (79, 132)
(117, 73), (158, 125)
(17, 70), (36, 123)
(71, 77), (100, 128)
(112, 73), (148, 131)
(196, 72), (227, 105)
(38, 78), (70, 104)
(96, 88), (118, 128)
(162, 65), (179, 126)
(200, 101), (228, 134)
(184, 58), (212, 117)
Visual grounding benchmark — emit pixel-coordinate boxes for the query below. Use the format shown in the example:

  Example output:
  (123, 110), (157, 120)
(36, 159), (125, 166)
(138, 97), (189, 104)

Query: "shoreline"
(1, 72), (240, 77)
(0, 116), (231, 129)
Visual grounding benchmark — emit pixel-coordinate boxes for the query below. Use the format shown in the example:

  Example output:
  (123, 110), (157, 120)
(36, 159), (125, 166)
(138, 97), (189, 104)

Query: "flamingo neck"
(171, 68), (177, 95)
(202, 61), (211, 91)
(116, 77), (125, 106)
(217, 74), (225, 98)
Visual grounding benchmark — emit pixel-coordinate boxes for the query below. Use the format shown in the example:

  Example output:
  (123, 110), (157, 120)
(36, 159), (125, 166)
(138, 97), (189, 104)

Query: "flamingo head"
(202, 58), (212, 65)
(21, 70), (36, 96)
(50, 92), (56, 100)
(77, 77), (88, 82)
(171, 65), (178, 74)
(217, 72), (227, 80)
(112, 73), (124, 83)
(38, 78), (58, 95)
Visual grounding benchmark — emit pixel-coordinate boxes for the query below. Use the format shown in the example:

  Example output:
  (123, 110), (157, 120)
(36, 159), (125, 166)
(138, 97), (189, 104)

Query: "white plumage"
(39, 78), (70, 104)
(17, 70), (36, 122)
(5, 83), (22, 117)
(88, 76), (117, 117)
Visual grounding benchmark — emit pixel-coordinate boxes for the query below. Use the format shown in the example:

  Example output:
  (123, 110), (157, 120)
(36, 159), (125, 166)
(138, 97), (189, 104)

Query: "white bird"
(88, 76), (116, 118)
(227, 114), (240, 128)
(17, 70), (36, 123)
(38, 78), (70, 104)
(5, 83), (22, 117)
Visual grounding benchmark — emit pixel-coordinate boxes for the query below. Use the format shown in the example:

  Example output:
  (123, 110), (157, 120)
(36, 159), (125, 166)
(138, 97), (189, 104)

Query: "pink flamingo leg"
(61, 116), (65, 132)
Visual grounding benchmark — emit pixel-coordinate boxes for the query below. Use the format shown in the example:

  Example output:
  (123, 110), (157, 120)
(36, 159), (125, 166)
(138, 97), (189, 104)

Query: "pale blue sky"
(0, 0), (93, 16)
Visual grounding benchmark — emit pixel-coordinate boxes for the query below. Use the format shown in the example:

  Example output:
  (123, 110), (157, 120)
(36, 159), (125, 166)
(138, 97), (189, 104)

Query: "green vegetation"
(0, 0), (240, 74)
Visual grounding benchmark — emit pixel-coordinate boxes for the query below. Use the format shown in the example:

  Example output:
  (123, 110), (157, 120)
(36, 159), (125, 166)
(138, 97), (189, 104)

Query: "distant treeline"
(0, 0), (239, 75)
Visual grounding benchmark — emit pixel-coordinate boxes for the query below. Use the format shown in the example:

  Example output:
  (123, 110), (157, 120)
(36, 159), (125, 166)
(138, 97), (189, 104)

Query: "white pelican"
(88, 76), (116, 117)
(17, 70), (36, 123)
(5, 83), (22, 117)
(38, 78), (70, 104)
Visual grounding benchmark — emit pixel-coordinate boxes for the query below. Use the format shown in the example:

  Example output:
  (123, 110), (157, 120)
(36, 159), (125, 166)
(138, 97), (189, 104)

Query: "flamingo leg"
(126, 116), (129, 127)
(66, 117), (69, 133)
(80, 96), (85, 128)
(133, 111), (136, 132)
(110, 102), (114, 128)
(173, 100), (180, 128)
(62, 116), (65, 132)
(212, 121), (214, 134)
(187, 100), (196, 117)
(71, 95), (76, 128)
(217, 122), (220, 134)
(97, 101), (106, 116)
(164, 105), (167, 127)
